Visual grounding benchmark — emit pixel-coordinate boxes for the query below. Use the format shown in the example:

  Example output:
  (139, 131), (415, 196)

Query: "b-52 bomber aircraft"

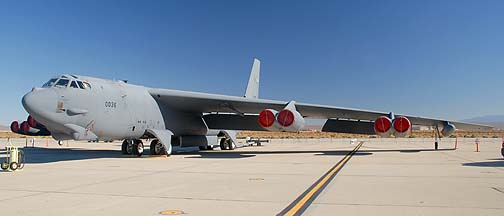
(11, 58), (492, 156)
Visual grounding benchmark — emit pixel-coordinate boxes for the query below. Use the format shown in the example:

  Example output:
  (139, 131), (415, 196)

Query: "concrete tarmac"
(0, 137), (503, 216)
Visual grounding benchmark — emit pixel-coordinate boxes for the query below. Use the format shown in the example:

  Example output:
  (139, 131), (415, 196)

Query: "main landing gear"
(122, 139), (144, 157)
(150, 139), (167, 155)
(220, 138), (235, 150)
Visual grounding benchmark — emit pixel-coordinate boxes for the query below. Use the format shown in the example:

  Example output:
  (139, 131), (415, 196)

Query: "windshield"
(69, 81), (79, 89)
(54, 79), (70, 88)
(42, 78), (58, 88)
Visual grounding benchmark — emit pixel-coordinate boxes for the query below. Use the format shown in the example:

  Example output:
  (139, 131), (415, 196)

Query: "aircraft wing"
(149, 88), (493, 131)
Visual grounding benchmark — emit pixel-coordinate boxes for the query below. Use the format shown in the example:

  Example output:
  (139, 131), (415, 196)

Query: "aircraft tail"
(244, 58), (261, 99)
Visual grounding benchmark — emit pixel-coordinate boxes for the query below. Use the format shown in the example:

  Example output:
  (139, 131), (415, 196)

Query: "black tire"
(133, 140), (144, 157)
(199, 146), (206, 151)
(220, 138), (228, 150)
(18, 150), (25, 170)
(10, 162), (18, 171)
(1, 162), (8, 170)
(206, 146), (214, 150)
(501, 148), (504, 158)
(121, 140), (129, 154)
(227, 139), (235, 150)
(150, 139), (166, 155)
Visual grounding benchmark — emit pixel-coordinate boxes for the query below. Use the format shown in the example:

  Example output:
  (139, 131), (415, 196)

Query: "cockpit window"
(76, 81), (85, 89)
(70, 81), (79, 89)
(42, 78), (58, 88)
(55, 79), (70, 87)
(83, 82), (91, 89)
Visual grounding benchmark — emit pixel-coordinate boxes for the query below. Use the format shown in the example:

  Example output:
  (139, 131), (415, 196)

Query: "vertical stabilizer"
(244, 58), (261, 99)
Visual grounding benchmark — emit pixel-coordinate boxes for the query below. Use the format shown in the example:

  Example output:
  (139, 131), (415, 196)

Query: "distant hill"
(461, 115), (504, 129)
(462, 115), (504, 123)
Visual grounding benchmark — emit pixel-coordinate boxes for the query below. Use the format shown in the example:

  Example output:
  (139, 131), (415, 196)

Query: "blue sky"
(1, 0), (503, 125)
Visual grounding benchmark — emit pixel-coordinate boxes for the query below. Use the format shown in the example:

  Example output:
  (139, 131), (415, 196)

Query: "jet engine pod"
(258, 109), (280, 130)
(10, 121), (19, 133)
(441, 123), (456, 137)
(20, 121), (30, 134)
(277, 109), (305, 132)
(27, 115), (37, 128)
(374, 116), (392, 137)
(393, 116), (411, 137)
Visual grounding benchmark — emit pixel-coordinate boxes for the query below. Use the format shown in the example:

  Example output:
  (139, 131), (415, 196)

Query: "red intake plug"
(27, 115), (37, 128)
(393, 116), (411, 133)
(277, 109), (294, 127)
(258, 109), (276, 128)
(10, 121), (19, 133)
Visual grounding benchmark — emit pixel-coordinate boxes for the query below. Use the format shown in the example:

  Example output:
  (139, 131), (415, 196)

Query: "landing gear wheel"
(220, 138), (228, 150)
(150, 139), (165, 155)
(227, 139), (235, 150)
(58, 140), (64, 146)
(133, 140), (144, 157)
(199, 146), (206, 151)
(121, 140), (130, 155)
(1, 162), (8, 170)
(122, 140), (134, 155)
(18, 150), (25, 170)
(9, 162), (18, 171)
(206, 146), (214, 150)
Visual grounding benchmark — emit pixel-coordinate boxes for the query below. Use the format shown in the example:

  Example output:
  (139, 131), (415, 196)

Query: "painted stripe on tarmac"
(278, 141), (364, 216)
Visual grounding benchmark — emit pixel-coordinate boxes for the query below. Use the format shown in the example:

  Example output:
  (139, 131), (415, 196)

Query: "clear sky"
(1, 0), (503, 125)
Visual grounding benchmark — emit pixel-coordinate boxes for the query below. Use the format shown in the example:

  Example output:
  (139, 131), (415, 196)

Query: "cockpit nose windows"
(42, 78), (58, 88)
(76, 81), (85, 89)
(55, 79), (70, 88)
(70, 81), (79, 89)
(83, 82), (92, 89)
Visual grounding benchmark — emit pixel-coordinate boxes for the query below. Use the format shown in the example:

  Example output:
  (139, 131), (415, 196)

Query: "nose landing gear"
(121, 139), (144, 157)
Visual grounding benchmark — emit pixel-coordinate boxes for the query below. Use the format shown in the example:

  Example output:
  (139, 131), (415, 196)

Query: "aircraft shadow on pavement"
(18, 147), (456, 163)
(182, 150), (373, 159)
(21, 147), (123, 164)
(182, 148), (453, 159)
(462, 158), (504, 168)
(360, 148), (455, 153)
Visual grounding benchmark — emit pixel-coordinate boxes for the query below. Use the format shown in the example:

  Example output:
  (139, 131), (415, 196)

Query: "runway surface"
(0, 137), (503, 216)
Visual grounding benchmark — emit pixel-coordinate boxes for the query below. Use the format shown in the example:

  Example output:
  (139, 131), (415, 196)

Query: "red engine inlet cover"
(393, 116), (411, 133)
(27, 115), (37, 128)
(10, 121), (19, 133)
(277, 109), (294, 127)
(20, 121), (30, 133)
(374, 116), (391, 133)
(258, 110), (276, 128)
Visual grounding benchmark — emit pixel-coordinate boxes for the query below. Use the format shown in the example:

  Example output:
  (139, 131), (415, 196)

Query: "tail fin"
(244, 58), (261, 99)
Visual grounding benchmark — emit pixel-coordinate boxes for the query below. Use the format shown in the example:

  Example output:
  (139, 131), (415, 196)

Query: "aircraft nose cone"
(22, 88), (57, 122)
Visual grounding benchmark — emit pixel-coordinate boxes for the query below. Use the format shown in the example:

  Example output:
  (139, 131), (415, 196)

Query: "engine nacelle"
(441, 123), (456, 137)
(393, 116), (411, 137)
(10, 121), (19, 133)
(258, 109), (282, 131)
(277, 109), (305, 132)
(258, 107), (305, 132)
(11, 119), (51, 136)
(374, 116), (393, 137)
